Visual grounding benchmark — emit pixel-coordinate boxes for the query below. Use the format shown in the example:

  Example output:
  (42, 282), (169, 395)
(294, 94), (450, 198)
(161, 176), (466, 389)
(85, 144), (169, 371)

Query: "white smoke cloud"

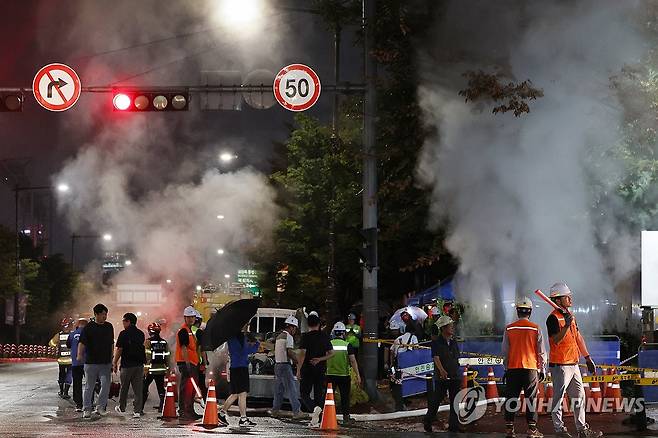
(417, 0), (645, 332)
(54, 117), (279, 285)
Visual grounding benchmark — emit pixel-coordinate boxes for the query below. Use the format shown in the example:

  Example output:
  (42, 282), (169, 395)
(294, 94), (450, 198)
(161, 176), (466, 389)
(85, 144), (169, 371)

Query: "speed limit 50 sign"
(273, 64), (321, 112)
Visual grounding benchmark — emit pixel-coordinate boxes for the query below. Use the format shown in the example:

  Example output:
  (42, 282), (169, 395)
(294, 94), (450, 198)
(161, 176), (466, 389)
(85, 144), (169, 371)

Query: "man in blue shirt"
(67, 317), (88, 412)
(218, 328), (259, 427)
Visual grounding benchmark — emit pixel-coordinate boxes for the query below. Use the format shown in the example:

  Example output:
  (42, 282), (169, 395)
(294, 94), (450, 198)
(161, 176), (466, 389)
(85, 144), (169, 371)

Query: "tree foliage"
(459, 70), (544, 116)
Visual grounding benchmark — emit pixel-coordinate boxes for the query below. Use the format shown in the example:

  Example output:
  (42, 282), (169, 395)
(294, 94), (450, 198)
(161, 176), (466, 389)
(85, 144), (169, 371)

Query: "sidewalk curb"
(0, 358), (56, 363)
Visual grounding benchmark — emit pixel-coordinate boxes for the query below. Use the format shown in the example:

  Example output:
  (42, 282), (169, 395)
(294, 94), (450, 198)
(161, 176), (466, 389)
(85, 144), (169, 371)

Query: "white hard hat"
(309, 311), (319, 317)
(549, 282), (572, 298)
(183, 306), (197, 317)
(285, 315), (299, 327)
(333, 321), (346, 332)
(516, 297), (533, 309)
(435, 315), (454, 330)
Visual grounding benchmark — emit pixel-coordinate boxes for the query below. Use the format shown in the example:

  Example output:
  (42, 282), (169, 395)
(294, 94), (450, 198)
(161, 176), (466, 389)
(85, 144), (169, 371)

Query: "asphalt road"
(2, 361), (658, 437)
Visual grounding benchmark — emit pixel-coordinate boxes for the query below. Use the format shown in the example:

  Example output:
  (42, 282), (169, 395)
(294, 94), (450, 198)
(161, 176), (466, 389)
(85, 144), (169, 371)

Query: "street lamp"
(217, 214), (225, 220)
(217, 249), (225, 255)
(219, 152), (238, 163)
(215, 0), (264, 28)
(196, 285), (202, 291)
(166, 279), (173, 284)
(125, 259), (132, 266)
(70, 233), (114, 270)
(56, 183), (70, 193)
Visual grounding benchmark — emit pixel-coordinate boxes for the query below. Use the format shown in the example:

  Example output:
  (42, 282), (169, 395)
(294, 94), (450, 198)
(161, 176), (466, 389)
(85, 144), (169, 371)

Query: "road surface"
(1, 361), (657, 437)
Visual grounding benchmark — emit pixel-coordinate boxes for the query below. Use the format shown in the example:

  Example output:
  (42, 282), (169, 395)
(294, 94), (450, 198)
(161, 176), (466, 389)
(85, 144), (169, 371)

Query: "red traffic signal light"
(0, 93), (24, 112)
(112, 90), (189, 111)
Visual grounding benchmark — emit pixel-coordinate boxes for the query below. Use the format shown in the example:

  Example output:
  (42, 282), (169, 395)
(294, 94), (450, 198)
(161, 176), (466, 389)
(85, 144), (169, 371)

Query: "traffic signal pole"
(362, 0), (379, 401)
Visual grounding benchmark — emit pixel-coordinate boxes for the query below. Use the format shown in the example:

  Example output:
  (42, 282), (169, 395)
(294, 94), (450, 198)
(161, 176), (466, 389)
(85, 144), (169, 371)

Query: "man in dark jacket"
(112, 312), (146, 417)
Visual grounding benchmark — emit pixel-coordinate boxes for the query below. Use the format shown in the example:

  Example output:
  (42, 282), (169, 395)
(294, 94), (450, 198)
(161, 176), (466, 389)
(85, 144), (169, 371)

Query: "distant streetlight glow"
(217, 214), (225, 220)
(136, 311), (142, 317)
(224, 274), (231, 279)
(219, 152), (237, 163)
(57, 183), (70, 193)
(217, 249), (225, 255)
(196, 285), (202, 291)
(166, 279), (172, 284)
(216, 0), (263, 28)
(125, 260), (132, 266)
(102, 233), (112, 241)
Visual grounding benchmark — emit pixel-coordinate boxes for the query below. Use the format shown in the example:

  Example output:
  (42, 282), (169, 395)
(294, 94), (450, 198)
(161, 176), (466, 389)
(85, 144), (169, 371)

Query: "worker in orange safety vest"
(545, 282), (601, 438)
(501, 297), (547, 438)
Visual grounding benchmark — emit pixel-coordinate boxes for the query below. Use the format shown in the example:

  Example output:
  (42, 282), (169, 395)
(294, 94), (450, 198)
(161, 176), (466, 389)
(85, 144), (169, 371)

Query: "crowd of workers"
(50, 303), (364, 427)
(47, 281), (607, 436)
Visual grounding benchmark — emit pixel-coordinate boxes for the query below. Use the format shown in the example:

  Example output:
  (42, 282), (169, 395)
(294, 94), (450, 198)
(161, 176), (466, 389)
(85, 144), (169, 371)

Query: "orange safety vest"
(175, 324), (199, 365)
(547, 309), (589, 365)
(505, 319), (540, 370)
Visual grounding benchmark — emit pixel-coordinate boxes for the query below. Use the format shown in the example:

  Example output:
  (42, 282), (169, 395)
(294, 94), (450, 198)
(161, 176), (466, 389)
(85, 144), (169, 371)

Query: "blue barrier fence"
(397, 335), (620, 398)
(639, 345), (658, 403)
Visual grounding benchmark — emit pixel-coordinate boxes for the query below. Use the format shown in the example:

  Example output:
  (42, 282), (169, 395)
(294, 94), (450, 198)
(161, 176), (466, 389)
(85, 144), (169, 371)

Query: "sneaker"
(239, 417), (256, 427)
(293, 411), (310, 420)
(555, 429), (573, 438)
(577, 427), (602, 438)
(218, 410), (228, 425)
(133, 412), (142, 418)
(268, 409), (281, 417)
(310, 406), (322, 427)
(82, 411), (91, 419)
(75, 407), (83, 412)
(527, 427), (543, 438)
(114, 406), (125, 415)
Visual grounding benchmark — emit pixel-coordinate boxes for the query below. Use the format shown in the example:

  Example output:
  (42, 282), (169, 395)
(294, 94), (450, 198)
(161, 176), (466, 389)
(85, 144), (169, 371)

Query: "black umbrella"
(202, 298), (260, 351)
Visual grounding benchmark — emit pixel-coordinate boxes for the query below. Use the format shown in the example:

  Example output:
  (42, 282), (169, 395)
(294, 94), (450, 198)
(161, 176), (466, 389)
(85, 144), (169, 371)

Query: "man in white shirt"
(389, 321), (418, 411)
(270, 316), (308, 420)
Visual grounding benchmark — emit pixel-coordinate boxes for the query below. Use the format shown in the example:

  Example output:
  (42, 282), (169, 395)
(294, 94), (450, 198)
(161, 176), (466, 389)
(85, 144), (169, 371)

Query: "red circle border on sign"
(32, 63), (82, 112)
(273, 64), (321, 112)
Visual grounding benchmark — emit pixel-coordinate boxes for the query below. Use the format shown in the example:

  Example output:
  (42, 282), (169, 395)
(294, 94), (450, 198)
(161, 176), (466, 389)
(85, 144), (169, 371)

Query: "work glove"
(586, 356), (596, 375)
(560, 310), (573, 327)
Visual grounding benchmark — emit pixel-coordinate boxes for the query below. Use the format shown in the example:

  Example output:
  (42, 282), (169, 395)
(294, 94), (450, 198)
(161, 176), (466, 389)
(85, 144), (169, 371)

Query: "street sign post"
(273, 64), (321, 111)
(32, 63), (82, 112)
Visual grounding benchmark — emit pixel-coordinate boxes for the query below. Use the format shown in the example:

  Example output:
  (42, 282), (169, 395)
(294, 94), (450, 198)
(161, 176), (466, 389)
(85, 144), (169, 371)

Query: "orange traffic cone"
(537, 380), (546, 415)
(588, 380), (602, 414)
(169, 372), (178, 403)
(198, 379), (220, 428)
(519, 389), (526, 414)
(545, 372), (554, 413)
(603, 369), (611, 400)
(320, 383), (338, 431)
(461, 366), (469, 389)
(485, 367), (498, 400)
(161, 375), (178, 419)
(610, 369), (622, 412)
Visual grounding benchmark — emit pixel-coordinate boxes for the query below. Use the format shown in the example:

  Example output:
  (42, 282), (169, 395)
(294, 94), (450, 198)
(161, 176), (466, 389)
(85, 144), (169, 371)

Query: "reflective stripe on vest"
(57, 331), (72, 364)
(175, 325), (199, 365)
(548, 309), (580, 365)
(327, 339), (350, 376)
(505, 319), (539, 370)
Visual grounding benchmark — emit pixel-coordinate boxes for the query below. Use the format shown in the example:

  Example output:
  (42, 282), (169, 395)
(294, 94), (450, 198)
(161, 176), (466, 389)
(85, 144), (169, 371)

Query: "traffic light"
(0, 93), (23, 112)
(359, 227), (378, 272)
(112, 89), (190, 111)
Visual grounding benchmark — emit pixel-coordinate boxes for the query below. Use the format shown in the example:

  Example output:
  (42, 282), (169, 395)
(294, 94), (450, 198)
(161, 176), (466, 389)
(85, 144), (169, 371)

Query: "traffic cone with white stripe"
(588, 380), (602, 414)
(320, 383), (338, 431)
(485, 367), (498, 400)
(610, 369), (622, 412)
(198, 379), (220, 428)
(461, 365), (469, 389)
(170, 372), (178, 403)
(160, 375), (178, 419)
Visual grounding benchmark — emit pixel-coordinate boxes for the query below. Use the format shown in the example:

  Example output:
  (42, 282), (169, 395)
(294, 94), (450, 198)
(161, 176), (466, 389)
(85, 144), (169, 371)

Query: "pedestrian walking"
(389, 320), (418, 411)
(546, 282), (602, 438)
(345, 313), (362, 356)
(502, 297), (547, 438)
(50, 317), (74, 399)
(67, 317), (87, 411)
(175, 306), (202, 420)
(78, 303), (114, 419)
(326, 322), (361, 424)
(142, 322), (169, 412)
(297, 313), (334, 414)
(218, 327), (260, 427)
(423, 315), (460, 433)
(112, 312), (146, 418)
(271, 315), (308, 420)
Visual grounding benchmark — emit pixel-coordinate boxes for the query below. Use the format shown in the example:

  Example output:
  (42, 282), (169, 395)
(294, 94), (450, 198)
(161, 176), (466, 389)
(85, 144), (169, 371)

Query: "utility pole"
(14, 186), (21, 344)
(362, 0), (379, 400)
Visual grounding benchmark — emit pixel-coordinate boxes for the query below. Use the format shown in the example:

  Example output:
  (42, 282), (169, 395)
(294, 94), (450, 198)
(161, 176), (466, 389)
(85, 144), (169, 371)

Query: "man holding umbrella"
(176, 306), (202, 420)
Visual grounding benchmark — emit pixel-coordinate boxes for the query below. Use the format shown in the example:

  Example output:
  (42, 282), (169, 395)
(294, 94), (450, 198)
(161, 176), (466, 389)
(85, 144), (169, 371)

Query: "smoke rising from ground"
(417, 0), (645, 332)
